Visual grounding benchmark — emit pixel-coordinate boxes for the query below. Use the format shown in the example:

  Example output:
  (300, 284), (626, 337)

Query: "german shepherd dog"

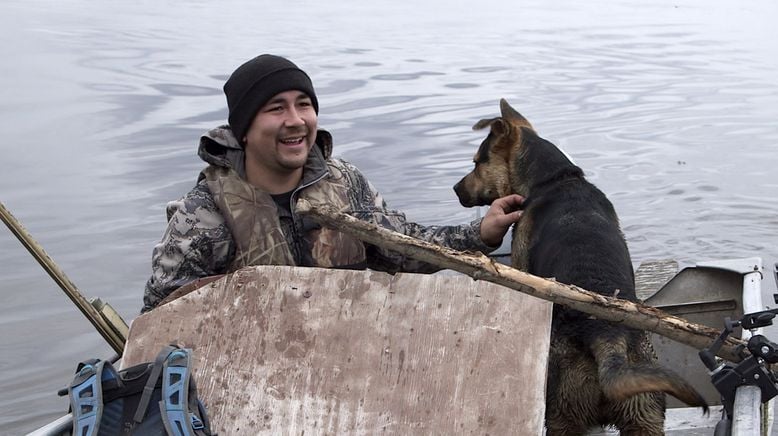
(454, 99), (707, 435)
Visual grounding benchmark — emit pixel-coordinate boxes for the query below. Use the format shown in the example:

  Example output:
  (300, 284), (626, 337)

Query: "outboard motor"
(701, 306), (778, 436)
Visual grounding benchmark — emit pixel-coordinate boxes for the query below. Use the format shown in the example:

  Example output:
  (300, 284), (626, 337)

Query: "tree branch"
(297, 199), (745, 362)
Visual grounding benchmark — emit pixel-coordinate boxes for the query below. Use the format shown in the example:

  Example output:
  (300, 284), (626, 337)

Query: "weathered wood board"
(123, 265), (552, 435)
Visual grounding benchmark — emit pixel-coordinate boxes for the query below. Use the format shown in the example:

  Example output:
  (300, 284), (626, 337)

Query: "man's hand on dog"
(479, 194), (524, 247)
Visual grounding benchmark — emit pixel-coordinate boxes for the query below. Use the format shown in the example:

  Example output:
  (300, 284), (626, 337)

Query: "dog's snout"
(453, 180), (463, 194)
(454, 177), (478, 208)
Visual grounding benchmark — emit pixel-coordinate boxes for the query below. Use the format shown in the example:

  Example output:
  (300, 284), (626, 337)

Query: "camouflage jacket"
(142, 126), (495, 312)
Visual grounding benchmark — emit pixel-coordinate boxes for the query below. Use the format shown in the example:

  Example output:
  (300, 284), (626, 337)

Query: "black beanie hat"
(224, 54), (319, 143)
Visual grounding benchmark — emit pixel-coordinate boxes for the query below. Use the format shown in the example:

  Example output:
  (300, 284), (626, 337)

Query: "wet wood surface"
(123, 265), (552, 435)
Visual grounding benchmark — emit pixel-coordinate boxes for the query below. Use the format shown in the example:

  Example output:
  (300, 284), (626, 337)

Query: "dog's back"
(520, 131), (634, 297)
(521, 131), (678, 434)
(454, 99), (707, 435)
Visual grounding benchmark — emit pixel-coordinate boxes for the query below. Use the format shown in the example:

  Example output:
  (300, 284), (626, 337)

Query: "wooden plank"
(123, 265), (552, 435)
(634, 259), (678, 301)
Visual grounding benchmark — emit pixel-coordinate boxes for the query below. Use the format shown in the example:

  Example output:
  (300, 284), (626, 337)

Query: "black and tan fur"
(454, 99), (707, 435)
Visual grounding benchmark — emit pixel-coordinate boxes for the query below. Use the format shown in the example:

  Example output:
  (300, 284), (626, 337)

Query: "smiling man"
(242, 90), (317, 193)
(142, 54), (523, 312)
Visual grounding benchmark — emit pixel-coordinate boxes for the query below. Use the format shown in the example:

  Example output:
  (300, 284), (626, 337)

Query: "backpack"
(63, 345), (214, 436)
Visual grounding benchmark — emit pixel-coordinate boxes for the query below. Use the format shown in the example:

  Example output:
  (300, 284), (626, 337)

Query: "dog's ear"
(472, 117), (498, 131)
(499, 98), (532, 127)
(472, 117), (511, 136)
(490, 118), (511, 137)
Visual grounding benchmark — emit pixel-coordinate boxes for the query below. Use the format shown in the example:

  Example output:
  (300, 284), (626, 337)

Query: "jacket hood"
(197, 125), (333, 172)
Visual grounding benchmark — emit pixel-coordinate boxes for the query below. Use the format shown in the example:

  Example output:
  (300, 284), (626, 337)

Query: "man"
(142, 54), (523, 313)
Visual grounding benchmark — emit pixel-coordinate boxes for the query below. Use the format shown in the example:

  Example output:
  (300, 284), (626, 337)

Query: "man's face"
(243, 90), (318, 177)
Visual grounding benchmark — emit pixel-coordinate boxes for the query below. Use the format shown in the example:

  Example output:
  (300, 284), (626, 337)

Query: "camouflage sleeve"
(141, 181), (234, 312)
(335, 159), (497, 274)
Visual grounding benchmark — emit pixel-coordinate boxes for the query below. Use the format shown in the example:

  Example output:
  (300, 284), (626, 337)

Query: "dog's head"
(454, 99), (534, 207)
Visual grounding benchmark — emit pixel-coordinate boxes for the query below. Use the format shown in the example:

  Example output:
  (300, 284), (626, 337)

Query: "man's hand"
(479, 194), (525, 247)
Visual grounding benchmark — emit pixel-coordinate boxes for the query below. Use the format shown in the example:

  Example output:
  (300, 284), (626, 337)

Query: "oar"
(0, 201), (127, 354)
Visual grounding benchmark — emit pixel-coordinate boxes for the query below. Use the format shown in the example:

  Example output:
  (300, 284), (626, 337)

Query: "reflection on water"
(1, 0), (778, 432)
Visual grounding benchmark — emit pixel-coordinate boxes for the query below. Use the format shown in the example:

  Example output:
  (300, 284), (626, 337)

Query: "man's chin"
(279, 154), (309, 170)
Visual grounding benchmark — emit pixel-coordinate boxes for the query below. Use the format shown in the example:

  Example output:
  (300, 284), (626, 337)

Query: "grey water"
(1, 0), (777, 433)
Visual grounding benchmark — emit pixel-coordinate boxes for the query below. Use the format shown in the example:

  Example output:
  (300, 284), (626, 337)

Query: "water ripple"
(150, 83), (220, 97)
(371, 71), (446, 81)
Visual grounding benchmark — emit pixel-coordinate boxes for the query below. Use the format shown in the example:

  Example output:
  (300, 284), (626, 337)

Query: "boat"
(592, 257), (776, 435)
(27, 256), (778, 435)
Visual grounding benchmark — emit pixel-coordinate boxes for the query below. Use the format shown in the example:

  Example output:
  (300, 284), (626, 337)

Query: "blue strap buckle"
(191, 415), (204, 430)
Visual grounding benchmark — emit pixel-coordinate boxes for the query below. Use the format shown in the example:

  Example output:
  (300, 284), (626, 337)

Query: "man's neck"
(245, 163), (303, 194)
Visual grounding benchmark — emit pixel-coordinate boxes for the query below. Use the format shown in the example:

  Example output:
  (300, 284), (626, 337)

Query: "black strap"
(133, 345), (177, 423)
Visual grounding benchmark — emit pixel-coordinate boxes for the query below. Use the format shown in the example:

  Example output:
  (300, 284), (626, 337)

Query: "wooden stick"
(0, 201), (126, 354)
(297, 199), (746, 362)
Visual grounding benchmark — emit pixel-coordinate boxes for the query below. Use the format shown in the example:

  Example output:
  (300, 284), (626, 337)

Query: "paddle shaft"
(0, 201), (126, 354)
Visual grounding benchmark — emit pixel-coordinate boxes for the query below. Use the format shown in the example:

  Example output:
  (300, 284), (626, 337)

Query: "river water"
(1, 0), (777, 433)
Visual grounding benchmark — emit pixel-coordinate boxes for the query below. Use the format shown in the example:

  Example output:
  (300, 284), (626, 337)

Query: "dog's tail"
(592, 335), (709, 413)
